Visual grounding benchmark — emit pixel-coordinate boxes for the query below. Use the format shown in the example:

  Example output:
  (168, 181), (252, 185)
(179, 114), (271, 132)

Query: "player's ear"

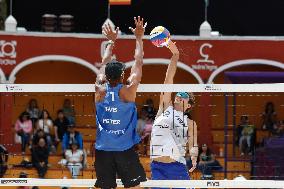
(187, 104), (192, 109)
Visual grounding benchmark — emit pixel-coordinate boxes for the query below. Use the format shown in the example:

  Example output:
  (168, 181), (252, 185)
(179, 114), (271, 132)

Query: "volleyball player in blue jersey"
(94, 16), (147, 189)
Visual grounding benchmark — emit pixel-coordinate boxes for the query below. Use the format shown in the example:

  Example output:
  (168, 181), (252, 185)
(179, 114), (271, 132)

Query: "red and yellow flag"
(109, 0), (131, 5)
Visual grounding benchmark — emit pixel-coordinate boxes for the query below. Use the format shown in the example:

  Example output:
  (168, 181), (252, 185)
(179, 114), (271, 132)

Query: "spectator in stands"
(0, 145), (8, 178)
(62, 99), (75, 125)
(54, 109), (70, 145)
(136, 109), (153, 155)
(36, 109), (55, 153)
(141, 98), (156, 120)
(62, 125), (83, 153)
(261, 102), (277, 133)
(272, 120), (284, 137)
(65, 142), (83, 178)
(32, 138), (49, 178)
(32, 129), (47, 148)
(15, 112), (33, 155)
(26, 99), (41, 128)
(236, 115), (248, 145)
(237, 115), (255, 156)
(189, 144), (222, 179)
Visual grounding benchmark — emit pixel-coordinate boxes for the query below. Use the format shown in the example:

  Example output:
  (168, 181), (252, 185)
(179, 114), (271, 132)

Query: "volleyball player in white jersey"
(150, 40), (198, 187)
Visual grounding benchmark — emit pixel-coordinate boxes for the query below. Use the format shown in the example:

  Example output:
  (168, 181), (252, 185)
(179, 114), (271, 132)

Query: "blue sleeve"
(78, 134), (83, 149)
(62, 134), (67, 151)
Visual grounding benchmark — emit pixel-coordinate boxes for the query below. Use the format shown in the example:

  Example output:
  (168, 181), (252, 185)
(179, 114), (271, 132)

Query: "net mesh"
(0, 84), (283, 188)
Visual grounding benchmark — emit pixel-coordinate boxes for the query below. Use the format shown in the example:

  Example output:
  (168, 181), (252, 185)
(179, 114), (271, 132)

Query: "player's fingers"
(103, 25), (110, 34)
(107, 23), (112, 33)
(129, 27), (135, 33)
(115, 27), (119, 34)
(140, 17), (144, 27)
(134, 17), (137, 25)
(102, 26), (106, 33)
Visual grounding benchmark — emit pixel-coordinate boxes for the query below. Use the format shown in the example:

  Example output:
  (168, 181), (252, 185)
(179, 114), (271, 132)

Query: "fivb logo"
(0, 40), (17, 58)
(207, 181), (220, 187)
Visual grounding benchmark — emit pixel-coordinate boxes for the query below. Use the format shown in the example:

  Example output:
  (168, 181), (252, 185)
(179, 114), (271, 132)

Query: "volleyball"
(150, 26), (171, 47)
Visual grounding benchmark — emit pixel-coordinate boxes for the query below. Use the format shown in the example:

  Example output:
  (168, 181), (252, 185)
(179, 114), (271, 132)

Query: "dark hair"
(39, 109), (52, 120)
(198, 145), (212, 162)
(57, 109), (64, 115)
(64, 99), (71, 104)
(265, 102), (275, 113)
(105, 61), (126, 82)
(70, 142), (79, 150)
(19, 172), (27, 178)
(19, 111), (30, 122)
(145, 98), (154, 105)
(240, 115), (248, 121)
(28, 99), (38, 109)
(36, 129), (45, 135)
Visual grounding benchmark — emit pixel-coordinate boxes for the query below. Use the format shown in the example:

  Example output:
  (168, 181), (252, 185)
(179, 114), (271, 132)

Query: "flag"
(109, 0), (131, 5)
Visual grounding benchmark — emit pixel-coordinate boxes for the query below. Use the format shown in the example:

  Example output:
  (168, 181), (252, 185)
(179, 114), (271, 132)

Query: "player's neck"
(108, 81), (121, 87)
(173, 103), (185, 112)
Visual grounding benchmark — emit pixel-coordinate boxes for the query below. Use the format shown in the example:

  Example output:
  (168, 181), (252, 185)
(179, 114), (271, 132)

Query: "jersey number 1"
(110, 92), (115, 101)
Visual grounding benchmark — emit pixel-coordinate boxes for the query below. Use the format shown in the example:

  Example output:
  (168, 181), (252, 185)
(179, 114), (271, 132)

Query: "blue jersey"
(95, 83), (140, 151)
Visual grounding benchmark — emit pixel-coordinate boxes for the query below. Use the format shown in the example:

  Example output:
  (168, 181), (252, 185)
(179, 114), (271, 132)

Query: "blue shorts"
(151, 161), (190, 189)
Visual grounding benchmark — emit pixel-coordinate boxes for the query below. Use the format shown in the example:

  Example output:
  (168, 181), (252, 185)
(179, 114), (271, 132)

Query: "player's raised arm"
(96, 24), (119, 85)
(127, 16), (146, 88)
(156, 41), (180, 116)
(188, 120), (198, 172)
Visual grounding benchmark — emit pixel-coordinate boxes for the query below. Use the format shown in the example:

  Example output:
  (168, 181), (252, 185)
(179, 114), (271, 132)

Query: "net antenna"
(204, 0), (209, 21)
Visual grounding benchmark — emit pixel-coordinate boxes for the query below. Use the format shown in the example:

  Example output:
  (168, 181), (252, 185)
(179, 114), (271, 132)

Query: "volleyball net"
(1, 83), (284, 92)
(0, 84), (284, 188)
(0, 178), (283, 188)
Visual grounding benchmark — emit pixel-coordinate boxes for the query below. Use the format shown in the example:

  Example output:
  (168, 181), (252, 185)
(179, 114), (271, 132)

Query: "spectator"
(62, 125), (83, 153)
(237, 116), (255, 156)
(54, 110), (70, 144)
(187, 144), (222, 179)
(36, 109), (55, 153)
(136, 110), (153, 156)
(65, 143), (83, 178)
(0, 145), (8, 178)
(239, 124), (255, 156)
(136, 109), (147, 137)
(261, 102), (277, 133)
(272, 120), (284, 137)
(36, 109), (53, 134)
(141, 98), (156, 120)
(26, 99), (41, 128)
(62, 99), (75, 125)
(32, 138), (49, 178)
(32, 129), (47, 148)
(15, 112), (33, 155)
(236, 115), (248, 145)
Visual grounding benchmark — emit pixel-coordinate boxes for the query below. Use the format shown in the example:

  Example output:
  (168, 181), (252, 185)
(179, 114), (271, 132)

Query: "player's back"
(95, 83), (140, 151)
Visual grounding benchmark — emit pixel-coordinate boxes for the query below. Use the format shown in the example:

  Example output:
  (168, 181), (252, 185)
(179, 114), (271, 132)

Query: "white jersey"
(150, 106), (189, 164)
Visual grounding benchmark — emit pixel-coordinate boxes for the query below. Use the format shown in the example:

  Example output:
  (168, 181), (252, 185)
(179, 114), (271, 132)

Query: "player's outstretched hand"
(102, 23), (119, 42)
(129, 16), (147, 40)
(168, 40), (179, 55)
(189, 156), (197, 172)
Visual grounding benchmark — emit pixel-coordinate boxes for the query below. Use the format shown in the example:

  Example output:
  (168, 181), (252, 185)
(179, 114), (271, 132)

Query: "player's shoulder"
(95, 83), (107, 92)
(119, 83), (138, 102)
